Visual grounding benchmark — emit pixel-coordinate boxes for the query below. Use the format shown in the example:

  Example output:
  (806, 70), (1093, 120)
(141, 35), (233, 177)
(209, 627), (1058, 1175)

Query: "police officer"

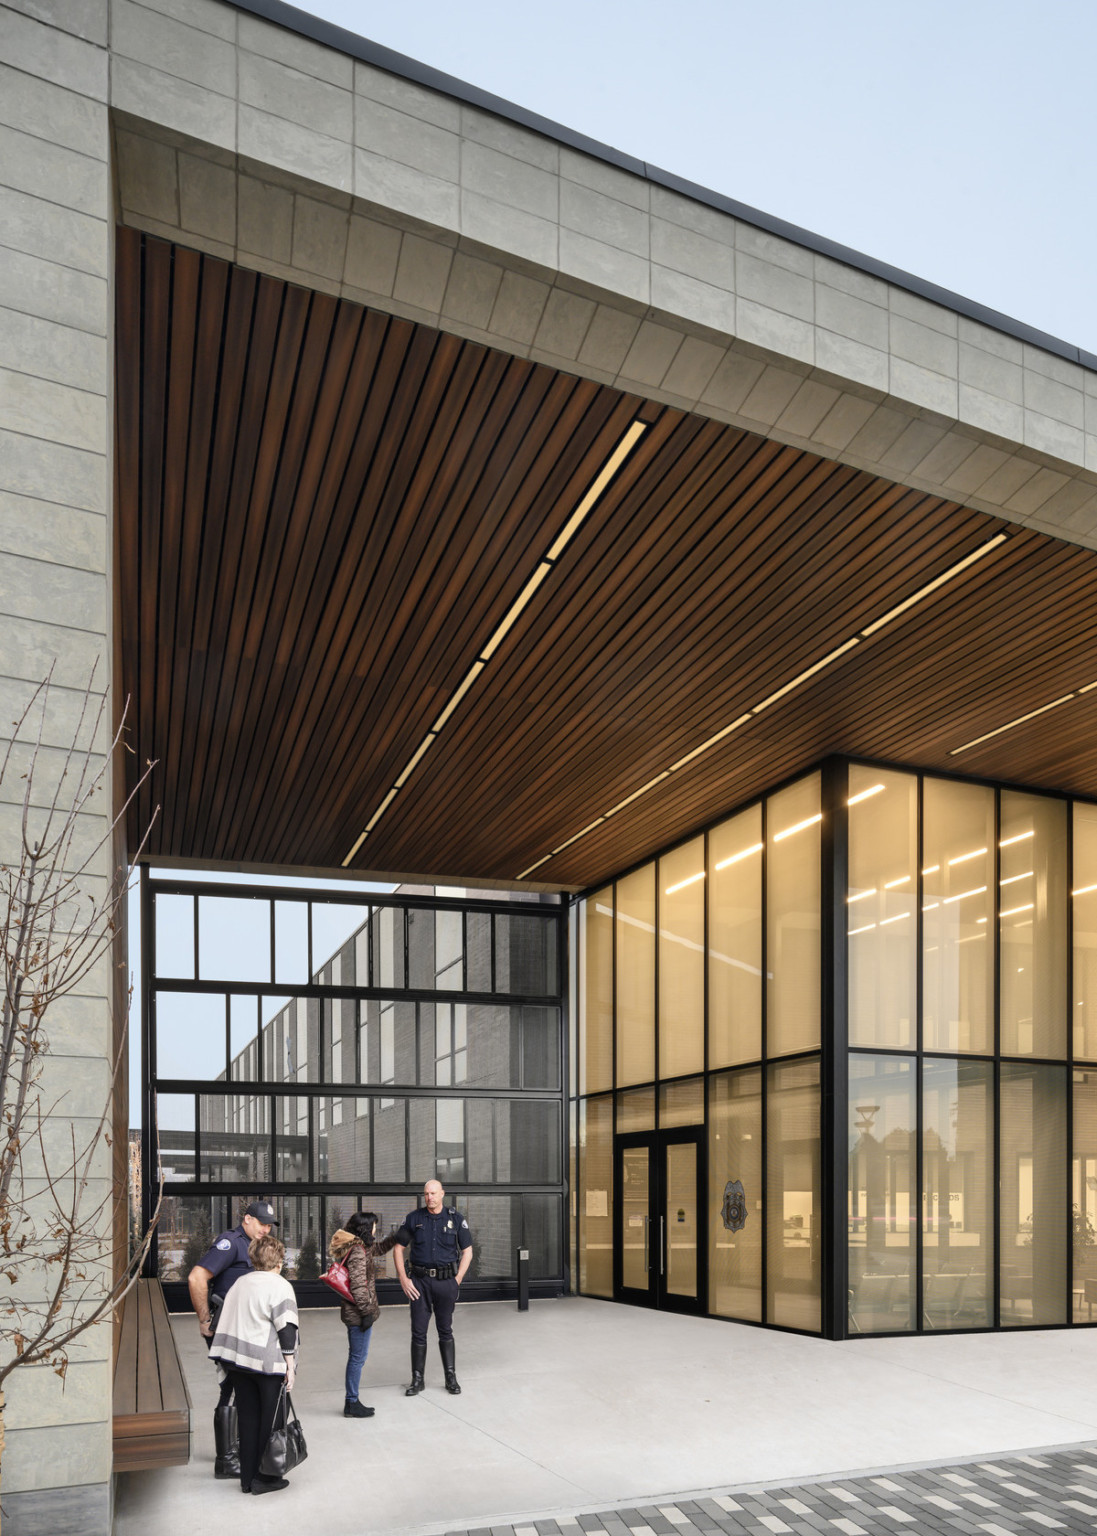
(394, 1179), (472, 1396)
(188, 1199), (278, 1477)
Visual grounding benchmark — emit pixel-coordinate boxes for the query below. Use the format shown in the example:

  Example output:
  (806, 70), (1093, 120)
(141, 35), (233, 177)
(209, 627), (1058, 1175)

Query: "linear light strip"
(860, 533), (1007, 636)
(950, 693), (1077, 756)
(514, 532), (1012, 876)
(714, 841), (763, 870)
(341, 421), (649, 866)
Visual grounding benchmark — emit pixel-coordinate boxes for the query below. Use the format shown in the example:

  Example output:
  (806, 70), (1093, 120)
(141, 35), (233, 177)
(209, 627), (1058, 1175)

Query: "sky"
(291, 0), (1096, 355)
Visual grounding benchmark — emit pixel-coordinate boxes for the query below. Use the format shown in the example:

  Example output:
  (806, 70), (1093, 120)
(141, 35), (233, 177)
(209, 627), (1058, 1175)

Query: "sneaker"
(343, 1399), (375, 1418)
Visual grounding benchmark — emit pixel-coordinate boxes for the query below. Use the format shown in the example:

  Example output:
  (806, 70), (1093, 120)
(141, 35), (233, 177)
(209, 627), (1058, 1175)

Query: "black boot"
(213, 1404), (240, 1478)
(440, 1338), (461, 1395)
(405, 1340), (427, 1396)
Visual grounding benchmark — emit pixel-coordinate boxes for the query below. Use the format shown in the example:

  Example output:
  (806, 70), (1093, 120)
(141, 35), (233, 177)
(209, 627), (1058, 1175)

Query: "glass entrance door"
(615, 1129), (705, 1312)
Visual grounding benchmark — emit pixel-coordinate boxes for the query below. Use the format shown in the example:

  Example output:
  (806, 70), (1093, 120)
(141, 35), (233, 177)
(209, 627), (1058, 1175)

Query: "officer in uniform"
(188, 1199), (278, 1477)
(394, 1179), (472, 1396)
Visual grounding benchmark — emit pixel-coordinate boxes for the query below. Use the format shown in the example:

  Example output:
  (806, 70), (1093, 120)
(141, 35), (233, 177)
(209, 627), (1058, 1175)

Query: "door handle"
(659, 1216), (665, 1276)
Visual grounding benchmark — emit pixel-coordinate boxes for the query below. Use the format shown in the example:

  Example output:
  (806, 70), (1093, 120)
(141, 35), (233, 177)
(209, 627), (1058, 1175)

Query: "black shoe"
(404, 1372), (425, 1397)
(252, 1476), (289, 1495)
(344, 1399), (375, 1417)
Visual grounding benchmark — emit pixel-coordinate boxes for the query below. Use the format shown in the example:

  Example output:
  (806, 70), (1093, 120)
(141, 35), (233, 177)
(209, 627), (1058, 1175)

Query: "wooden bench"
(113, 1279), (191, 1472)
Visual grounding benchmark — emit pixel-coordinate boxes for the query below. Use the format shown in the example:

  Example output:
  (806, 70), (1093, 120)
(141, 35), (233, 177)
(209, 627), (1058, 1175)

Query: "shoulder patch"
(460, 1219), (469, 1229)
(216, 1238), (232, 1250)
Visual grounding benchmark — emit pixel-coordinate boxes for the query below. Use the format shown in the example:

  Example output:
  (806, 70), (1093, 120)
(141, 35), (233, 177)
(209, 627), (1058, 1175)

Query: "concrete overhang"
(108, 0), (1097, 890)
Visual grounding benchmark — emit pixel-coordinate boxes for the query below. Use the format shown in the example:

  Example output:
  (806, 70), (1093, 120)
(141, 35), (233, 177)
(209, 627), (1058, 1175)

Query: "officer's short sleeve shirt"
(195, 1225), (252, 1301)
(395, 1207), (472, 1265)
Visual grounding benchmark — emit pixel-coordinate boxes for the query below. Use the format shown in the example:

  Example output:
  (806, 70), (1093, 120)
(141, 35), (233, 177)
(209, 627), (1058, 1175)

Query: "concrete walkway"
(113, 1299), (1097, 1536)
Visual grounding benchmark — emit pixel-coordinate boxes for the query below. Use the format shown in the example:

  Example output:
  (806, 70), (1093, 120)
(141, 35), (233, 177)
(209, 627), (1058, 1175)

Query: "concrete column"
(0, 3), (115, 1532)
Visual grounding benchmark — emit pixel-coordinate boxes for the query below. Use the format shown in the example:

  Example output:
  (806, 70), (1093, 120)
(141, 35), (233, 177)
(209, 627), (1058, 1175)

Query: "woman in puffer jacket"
(329, 1210), (398, 1418)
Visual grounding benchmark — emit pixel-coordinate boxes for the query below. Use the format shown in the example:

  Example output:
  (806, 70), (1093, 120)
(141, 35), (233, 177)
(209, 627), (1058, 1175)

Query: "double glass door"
(615, 1129), (705, 1312)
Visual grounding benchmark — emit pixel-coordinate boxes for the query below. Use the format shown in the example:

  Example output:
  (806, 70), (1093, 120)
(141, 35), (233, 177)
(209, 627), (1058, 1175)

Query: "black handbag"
(259, 1383), (308, 1477)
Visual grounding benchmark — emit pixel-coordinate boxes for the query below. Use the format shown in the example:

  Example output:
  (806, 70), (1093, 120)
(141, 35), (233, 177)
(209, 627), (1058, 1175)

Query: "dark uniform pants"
(410, 1274), (458, 1346)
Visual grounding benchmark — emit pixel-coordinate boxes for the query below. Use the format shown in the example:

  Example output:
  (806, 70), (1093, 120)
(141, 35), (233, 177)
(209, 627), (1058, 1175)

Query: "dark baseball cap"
(244, 1200), (278, 1225)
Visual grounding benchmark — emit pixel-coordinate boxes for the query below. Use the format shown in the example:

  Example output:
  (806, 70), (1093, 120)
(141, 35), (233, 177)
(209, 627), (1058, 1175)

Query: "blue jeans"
(345, 1323), (373, 1402)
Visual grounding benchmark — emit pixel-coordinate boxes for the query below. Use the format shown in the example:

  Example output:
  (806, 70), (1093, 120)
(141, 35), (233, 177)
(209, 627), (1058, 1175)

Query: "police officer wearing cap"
(394, 1179), (472, 1396)
(188, 1199), (278, 1477)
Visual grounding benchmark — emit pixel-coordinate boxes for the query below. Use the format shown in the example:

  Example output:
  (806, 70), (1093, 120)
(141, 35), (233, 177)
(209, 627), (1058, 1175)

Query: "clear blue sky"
(295, 0), (1096, 355)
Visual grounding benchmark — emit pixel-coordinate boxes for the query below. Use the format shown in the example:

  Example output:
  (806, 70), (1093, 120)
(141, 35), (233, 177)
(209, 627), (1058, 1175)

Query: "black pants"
(410, 1274), (458, 1346)
(204, 1329), (234, 1407)
(225, 1367), (284, 1491)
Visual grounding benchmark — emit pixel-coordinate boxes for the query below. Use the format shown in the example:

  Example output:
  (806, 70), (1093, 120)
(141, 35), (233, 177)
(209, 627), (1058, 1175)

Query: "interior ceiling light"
(847, 783), (885, 806)
(944, 884), (987, 905)
(999, 871), (1032, 887)
(1000, 903), (1034, 918)
(665, 870), (706, 895)
(512, 530), (1008, 878)
(714, 841), (763, 871)
(949, 847), (987, 866)
(339, 420), (649, 869)
(1073, 883), (1097, 897)
(884, 875), (911, 888)
(773, 813), (822, 842)
(1000, 830), (1034, 847)
(847, 887), (877, 904)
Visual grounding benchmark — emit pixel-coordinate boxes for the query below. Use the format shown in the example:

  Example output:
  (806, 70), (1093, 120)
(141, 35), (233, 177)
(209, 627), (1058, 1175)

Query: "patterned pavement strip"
(446, 1444), (1097, 1536)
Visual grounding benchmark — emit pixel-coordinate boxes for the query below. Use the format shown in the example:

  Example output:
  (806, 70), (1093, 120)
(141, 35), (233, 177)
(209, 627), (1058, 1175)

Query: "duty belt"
(411, 1262), (456, 1279)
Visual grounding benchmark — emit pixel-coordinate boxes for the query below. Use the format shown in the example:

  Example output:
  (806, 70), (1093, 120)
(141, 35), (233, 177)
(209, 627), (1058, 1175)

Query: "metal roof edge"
(229, 0), (1096, 373)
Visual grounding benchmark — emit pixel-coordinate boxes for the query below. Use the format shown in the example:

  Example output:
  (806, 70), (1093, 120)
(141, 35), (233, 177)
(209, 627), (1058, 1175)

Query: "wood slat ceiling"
(115, 228), (1097, 889)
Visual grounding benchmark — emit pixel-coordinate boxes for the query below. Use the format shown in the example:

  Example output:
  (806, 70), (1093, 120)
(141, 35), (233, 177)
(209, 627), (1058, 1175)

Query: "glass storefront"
(572, 760), (1095, 1338)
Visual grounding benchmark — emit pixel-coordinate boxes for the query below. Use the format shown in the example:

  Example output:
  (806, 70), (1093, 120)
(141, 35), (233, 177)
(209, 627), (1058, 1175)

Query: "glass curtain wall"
(573, 755), (1097, 1339)
(846, 764), (1081, 1336)
(148, 881), (566, 1300)
(573, 771), (823, 1332)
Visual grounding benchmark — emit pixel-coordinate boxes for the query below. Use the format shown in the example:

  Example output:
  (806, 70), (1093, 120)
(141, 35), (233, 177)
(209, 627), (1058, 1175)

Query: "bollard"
(516, 1247), (529, 1311)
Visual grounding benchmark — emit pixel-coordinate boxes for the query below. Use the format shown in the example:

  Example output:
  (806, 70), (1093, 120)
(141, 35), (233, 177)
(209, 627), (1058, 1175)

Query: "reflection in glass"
(579, 1095), (613, 1297)
(1073, 1070), (1097, 1319)
(200, 1092), (270, 1183)
(367, 1101), (402, 1186)
(156, 992), (226, 1081)
(709, 805), (762, 1068)
(1074, 804), (1097, 1061)
(923, 1058), (992, 1329)
(767, 775), (821, 1058)
(580, 891), (613, 1094)
(460, 1193), (563, 1279)
(766, 1057), (820, 1331)
(155, 894), (194, 979)
(616, 1086), (655, 1133)
(275, 1096), (310, 1182)
(315, 1096), (369, 1182)
(312, 903), (370, 978)
(617, 866), (655, 1087)
(1000, 792), (1066, 1059)
(277, 1195), (323, 1281)
(497, 912), (557, 996)
(1000, 1062), (1067, 1326)
(156, 1093), (195, 1183)
(274, 901), (308, 985)
(847, 767), (916, 1049)
(198, 896), (271, 983)
(923, 778), (994, 1053)
(436, 1099), (465, 1181)
(709, 1069), (762, 1321)
(521, 1007), (560, 1090)
(660, 1077), (704, 1127)
(620, 1147), (650, 1290)
(659, 837), (704, 1078)
(665, 1141), (698, 1299)
(434, 908), (463, 990)
(375, 907), (402, 990)
(229, 996), (261, 1081)
(467, 910), (492, 992)
(847, 1055), (915, 1333)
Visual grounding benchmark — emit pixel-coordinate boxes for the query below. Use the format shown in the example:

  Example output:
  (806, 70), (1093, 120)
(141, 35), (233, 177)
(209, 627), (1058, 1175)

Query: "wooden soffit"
(115, 228), (1097, 888)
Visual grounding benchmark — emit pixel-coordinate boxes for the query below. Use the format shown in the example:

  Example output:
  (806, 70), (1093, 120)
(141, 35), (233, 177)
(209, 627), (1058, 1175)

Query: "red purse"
(320, 1256), (354, 1304)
